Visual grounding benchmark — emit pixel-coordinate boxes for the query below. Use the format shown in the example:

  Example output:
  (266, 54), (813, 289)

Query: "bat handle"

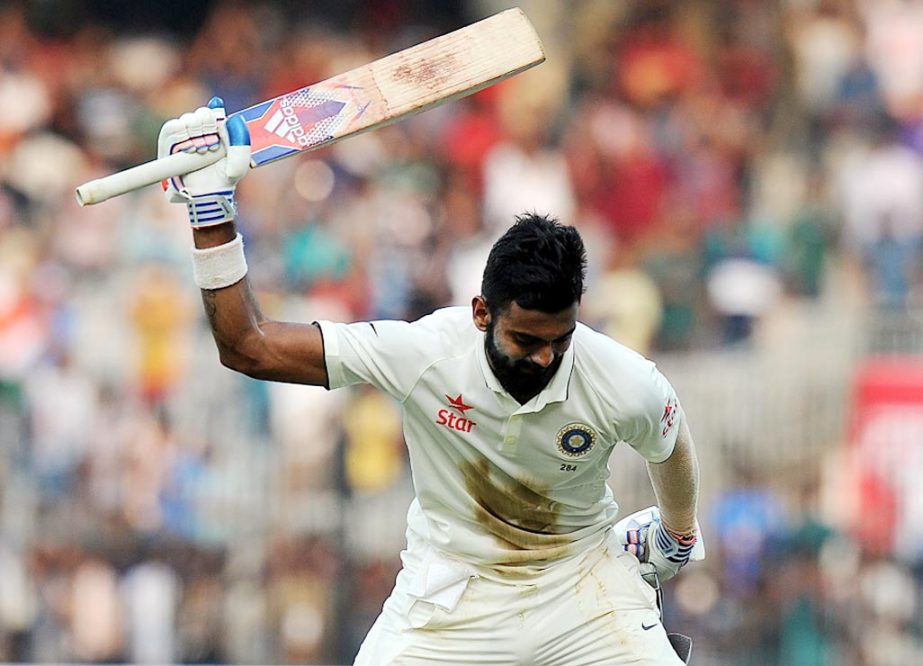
(75, 148), (227, 206)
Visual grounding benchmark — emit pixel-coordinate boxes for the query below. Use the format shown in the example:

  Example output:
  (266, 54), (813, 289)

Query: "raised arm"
(193, 225), (328, 385)
(159, 99), (328, 386)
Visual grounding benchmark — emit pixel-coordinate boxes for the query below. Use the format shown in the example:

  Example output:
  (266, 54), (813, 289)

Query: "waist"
(406, 500), (614, 582)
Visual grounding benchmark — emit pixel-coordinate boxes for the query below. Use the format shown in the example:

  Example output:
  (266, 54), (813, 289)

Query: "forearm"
(647, 418), (699, 537)
(193, 222), (268, 373)
(192, 222), (329, 385)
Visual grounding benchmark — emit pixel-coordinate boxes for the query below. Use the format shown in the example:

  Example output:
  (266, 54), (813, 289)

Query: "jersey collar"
(475, 328), (576, 412)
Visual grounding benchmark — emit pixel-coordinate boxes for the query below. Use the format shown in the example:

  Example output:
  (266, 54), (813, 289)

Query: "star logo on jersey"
(556, 423), (597, 458)
(436, 394), (476, 434)
(445, 394), (473, 414)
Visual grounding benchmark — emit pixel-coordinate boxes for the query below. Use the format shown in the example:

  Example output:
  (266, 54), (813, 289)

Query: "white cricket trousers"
(353, 529), (686, 665)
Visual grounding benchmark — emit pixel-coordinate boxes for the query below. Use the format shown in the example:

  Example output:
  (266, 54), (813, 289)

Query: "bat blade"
(75, 8), (544, 206)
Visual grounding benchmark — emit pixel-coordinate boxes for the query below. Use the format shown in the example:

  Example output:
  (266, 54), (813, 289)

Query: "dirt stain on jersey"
(583, 546), (649, 656)
(461, 459), (571, 566)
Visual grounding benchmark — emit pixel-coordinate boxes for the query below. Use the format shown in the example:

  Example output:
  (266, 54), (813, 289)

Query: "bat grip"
(75, 148), (226, 206)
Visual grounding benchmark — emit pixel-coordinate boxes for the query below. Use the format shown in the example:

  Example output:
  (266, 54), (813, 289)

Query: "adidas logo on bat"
(262, 97), (311, 146)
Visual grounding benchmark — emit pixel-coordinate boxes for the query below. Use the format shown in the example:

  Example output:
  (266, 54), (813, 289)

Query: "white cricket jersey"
(316, 307), (682, 573)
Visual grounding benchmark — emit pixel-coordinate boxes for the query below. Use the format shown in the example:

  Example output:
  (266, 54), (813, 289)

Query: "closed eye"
(514, 332), (573, 347)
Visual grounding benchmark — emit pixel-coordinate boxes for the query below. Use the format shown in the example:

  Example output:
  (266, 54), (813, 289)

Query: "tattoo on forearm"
(200, 281), (263, 341)
(201, 290), (218, 328)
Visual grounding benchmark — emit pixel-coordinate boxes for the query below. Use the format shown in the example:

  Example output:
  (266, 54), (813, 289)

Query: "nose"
(529, 344), (555, 368)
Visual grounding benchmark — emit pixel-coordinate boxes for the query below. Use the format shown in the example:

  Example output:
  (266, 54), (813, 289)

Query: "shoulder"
(573, 322), (657, 379)
(572, 322), (675, 410)
(318, 306), (478, 395)
(411, 306), (475, 333)
(407, 306), (478, 347)
(358, 306), (477, 356)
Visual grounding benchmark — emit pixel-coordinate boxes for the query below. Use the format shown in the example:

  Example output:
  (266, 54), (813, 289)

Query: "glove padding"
(614, 506), (705, 587)
(157, 97), (251, 227)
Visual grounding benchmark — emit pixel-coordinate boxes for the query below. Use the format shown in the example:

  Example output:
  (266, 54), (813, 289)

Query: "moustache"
(515, 360), (549, 375)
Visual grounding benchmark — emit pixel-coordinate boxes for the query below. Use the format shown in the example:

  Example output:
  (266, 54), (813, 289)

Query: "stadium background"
(1, 0), (923, 663)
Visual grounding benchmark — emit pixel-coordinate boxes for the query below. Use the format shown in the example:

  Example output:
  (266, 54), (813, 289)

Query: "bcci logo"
(556, 423), (597, 458)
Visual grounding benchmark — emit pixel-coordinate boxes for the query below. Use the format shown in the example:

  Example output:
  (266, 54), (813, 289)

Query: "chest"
(403, 362), (617, 486)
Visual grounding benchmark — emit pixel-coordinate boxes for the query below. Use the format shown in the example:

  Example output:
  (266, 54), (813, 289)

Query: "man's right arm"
(158, 99), (328, 387)
(194, 223), (329, 387)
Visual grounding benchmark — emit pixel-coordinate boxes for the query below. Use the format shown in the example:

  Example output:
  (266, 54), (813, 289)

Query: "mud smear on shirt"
(461, 459), (571, 565)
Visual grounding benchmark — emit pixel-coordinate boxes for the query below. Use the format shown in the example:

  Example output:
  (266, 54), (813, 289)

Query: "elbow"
(216, 337), (272, 379)
(218, 349), (258, 377)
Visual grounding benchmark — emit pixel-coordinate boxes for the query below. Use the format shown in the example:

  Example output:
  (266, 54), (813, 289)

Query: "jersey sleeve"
(620, 364), (683, 463)
(315, 318), (440, 401)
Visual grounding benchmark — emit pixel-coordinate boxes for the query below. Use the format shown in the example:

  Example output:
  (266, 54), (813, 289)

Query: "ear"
(472, 296), (490, 332)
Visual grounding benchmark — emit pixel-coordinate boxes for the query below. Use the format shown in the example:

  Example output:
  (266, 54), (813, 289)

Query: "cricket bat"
(75, 8), (544, 206)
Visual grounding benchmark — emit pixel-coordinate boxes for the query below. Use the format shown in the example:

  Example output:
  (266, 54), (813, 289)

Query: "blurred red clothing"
(593, 152), (667, 243)
(440, 91), (506, 192)
(617, 24), (701, 108)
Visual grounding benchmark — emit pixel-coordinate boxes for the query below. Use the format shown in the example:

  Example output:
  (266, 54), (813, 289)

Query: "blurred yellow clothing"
(131, 268), (189, 400)
(344, 389), (403, 493)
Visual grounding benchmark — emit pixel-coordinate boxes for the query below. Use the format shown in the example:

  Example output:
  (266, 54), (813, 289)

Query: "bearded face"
(480, 301), (577, 403)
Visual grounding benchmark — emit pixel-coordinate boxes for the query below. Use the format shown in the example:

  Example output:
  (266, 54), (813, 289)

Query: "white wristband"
(191, 233), (248, 290)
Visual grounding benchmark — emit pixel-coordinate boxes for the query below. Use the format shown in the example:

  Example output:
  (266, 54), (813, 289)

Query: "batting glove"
(614, 506), (705, 587)
(157, 97), (251, 228)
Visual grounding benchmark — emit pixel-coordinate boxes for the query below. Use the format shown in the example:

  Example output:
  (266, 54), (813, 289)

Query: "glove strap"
(185, 190), (237, 228)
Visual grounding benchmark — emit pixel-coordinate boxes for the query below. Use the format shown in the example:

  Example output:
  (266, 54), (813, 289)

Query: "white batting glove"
(157, 96), (251, 227)
(615, 506), (705, 587)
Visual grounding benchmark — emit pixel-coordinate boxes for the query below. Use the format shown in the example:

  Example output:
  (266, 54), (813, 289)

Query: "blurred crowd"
(2, 0), (923, 663)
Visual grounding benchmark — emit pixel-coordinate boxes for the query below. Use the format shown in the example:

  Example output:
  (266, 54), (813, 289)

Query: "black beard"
(485, 321), (562, 403)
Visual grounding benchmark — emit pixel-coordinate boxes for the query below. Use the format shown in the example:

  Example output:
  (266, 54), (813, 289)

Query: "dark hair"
(481, 213), (587, 314)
